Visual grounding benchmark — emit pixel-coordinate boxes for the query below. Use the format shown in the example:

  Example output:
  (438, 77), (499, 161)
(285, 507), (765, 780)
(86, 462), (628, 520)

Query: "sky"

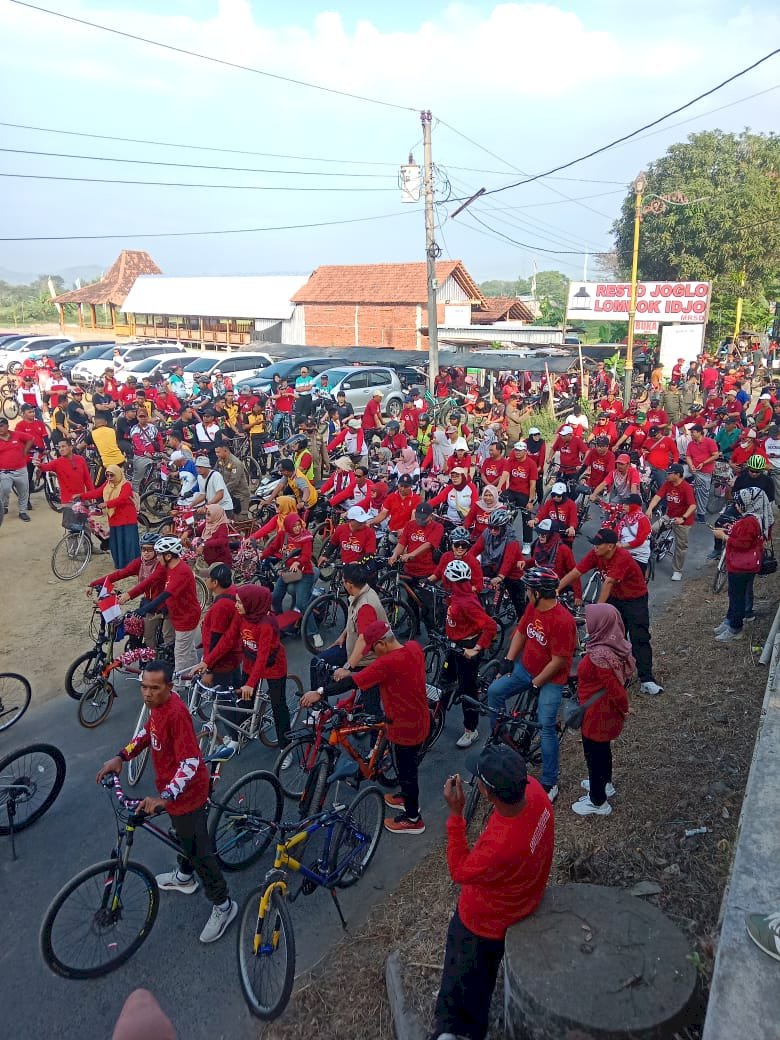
(0, 0), (778, 285)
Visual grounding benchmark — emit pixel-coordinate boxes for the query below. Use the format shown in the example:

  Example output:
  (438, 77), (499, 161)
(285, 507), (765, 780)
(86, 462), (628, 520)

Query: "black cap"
(668, 463), (685, 476)
(595, 435), (610, 447)
(464, 744), (528, 804)
(724, 414), (737, 423)
(623, 493), (643, 505)
(398, 474), (414, 486)
(589, 527), (618, 545)
(415, 502), (433, 518)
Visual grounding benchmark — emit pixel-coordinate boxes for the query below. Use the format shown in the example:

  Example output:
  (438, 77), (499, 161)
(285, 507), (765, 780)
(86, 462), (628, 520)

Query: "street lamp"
(623, 171), (647, 409)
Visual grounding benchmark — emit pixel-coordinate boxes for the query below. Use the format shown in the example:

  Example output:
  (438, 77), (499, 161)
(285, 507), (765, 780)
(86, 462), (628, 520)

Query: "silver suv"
(319, 365), (404, 417)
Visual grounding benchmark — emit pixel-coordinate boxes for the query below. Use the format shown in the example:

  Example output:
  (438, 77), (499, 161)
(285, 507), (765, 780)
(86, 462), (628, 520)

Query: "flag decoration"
(98, 579), (122, 623)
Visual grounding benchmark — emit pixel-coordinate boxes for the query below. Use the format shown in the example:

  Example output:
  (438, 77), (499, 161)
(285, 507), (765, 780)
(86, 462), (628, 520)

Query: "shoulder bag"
(562, 688), (607, 731)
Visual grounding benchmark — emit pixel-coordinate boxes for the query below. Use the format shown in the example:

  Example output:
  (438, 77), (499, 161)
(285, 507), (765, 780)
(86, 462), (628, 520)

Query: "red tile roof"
(291, 261), (485, 306)
(53, 250), (162, 307)
(473, 296), (535, 323)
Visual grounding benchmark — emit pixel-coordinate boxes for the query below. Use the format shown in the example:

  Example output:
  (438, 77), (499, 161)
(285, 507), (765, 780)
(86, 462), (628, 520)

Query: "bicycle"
(0, 672), (32, 733)
(236, 780), (384, 1020)
(707, 459), (733, 514)
(40, 766), (283, 979)
(646, 515), (675, 582)
(422, 640), (503, 754)
(50, 502), (110, 581)
(196, 674), (305, 758)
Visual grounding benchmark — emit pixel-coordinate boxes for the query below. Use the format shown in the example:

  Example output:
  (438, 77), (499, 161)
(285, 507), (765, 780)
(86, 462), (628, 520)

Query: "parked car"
(0, 334), (27, 349)
(1, 336), (72, 373)
(25, 339), (103, 367)
(117, 351), (201, 383)
(234, 355), (350, 396)
(60, 343), (115, 378)
(181, 351), (274, 389)
(71, 342), (182, 384)
(318, 365), (405, 417)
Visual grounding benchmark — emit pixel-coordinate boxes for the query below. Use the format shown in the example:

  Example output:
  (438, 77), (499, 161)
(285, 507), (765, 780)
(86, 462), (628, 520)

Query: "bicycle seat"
(205, 744), (237, 765)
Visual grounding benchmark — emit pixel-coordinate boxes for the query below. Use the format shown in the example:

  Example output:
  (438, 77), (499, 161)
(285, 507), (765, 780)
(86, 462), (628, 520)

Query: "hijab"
(477, 485), (500, 512)
(532, 529), (562, 567)
(275, 495), (298, 530)
(237, 584), (278, 632)
(480, 518), (519, 573)
(736, 486), (773, 538)
(584, 603), (635, 684)
(203, 503), (228, 539)
(395, 446), (419, 476)
(103, 464), (128, 503)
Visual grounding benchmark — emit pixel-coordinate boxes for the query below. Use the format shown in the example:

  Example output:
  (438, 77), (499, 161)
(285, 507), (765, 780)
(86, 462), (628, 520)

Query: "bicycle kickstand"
(8, 799), (17, 861)
(329, 888), (348, 931)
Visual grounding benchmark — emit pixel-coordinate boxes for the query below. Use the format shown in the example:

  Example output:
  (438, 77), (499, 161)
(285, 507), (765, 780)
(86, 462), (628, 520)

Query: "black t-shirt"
(66, 401), (89, 428)
(733, 470), (775, 504)
(337, 402), (355, 422)
(91, 392), (115, 424)
(170, 419), (198, 445)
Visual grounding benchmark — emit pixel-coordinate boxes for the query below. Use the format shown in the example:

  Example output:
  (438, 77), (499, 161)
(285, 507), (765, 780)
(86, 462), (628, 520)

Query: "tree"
(479, 276), (530, 297)
(534, 270), (569, 310)
(611, 131), (780, 324)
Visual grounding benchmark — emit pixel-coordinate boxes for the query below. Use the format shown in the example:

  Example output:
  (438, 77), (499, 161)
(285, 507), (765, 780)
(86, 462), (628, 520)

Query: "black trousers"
(582, 736), (612, 805)
(266, 675), (291, 750)
(433, 908), (505, 1040)
(293, 396), (313, 424)
(441, 648), (481, 731)
(250, 433), (268, 471)
(171, 806), (228, 905)
(392, 741), (423, 819)
(727, 571), (754, 631)
(310, 647), (381, 719)
(608, 593), (653, 682)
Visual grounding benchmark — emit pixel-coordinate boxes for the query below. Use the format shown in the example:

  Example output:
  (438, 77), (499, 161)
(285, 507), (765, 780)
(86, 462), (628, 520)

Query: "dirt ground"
(263, 561), (779, 1040)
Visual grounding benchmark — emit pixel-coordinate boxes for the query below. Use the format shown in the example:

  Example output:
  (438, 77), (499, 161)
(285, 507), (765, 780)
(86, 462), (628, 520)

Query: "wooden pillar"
(199, 317), (204, 350)
(56, 303), (64, 331)
(89, 303), (97, 329)
(78, 303), (84, 329)
(109, 303), (116, 330)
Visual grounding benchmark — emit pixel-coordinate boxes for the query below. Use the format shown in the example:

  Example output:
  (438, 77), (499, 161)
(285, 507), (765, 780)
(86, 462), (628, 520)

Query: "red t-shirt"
(14, 418), (48, 452)
(0, 433), (29, 471)
(552, 435), (587, 473)
(644, 436), (679, 470)
(687, 437), (718, 474)
(399, 518), (444, 576)
(274, 389), (295, 413)
(657, 479), (695, 524)
(449, 777), (554, 939)
(38, 454), (95, 504)
(481, 457), (505, 487)
(362, 398), (382, 429)
(577, 546), (648, 600)
(162, 562), (202, 631)
(535, 498), (578, 534)
(517, 601), (576, 684)
(583, 448), (615, 488)
(701, 367), (719, 390)
(445, 595), (497, 649)
(383, 490), (421, 532)
(354, 642), (430, 746)
(329, 523), (376, 563)
(240, 617), (287, 686)
(502, 454), (538, 495)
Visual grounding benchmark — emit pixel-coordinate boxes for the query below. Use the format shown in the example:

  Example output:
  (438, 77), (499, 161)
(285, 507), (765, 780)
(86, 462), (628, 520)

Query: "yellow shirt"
(247, 412), (265, 435)
(91, 425), (126, 466)
(224, 403), (240, 427)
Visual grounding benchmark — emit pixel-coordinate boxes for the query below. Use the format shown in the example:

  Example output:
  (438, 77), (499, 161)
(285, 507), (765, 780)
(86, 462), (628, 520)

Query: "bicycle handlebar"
(102, 773), (166, 816)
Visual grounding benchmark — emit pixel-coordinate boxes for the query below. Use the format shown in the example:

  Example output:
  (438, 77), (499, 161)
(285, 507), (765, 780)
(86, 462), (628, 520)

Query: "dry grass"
(263, 563), (779, 1040)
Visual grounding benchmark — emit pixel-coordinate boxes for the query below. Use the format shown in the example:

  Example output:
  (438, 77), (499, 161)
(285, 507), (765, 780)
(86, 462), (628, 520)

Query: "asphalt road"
(0, 509), (720, 1040)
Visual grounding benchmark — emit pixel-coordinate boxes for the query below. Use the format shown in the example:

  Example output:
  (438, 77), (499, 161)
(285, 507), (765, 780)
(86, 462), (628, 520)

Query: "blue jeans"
(272, 572), (316, 633)
(487, 660), (564, 787)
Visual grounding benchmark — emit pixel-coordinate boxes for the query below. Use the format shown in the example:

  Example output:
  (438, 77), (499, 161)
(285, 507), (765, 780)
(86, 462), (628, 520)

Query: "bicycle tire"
(423, 643), (446, 685)
(382, 598), (418, 641)
(0, 672), (32, 733)
(713, 560), (727, 593)
(77, 678), (115, 729)
(126, 704), (151, 787)
(139, 488), (176, 520)
(485, 617), (508, 662)
(298, 756), (330, 819)
(646, 552), (656, 582)
(273, 737), (334, 801)
(0, 743), (66, 834)
(656, 531), (674, 561)
(65, 649), (104, 700)
(300, 593), (347, 656)
(421, 700), (446, 756)
(476, 658), (501, 705)
(258, 674), (304, 749)
(310, 520), (332, 562)
(40, 858), (159, 979)
(329, 785), (384, 888)
(1, 397), (19, 420)
(238, 885), (296, 1020)
(464, 777), (482, 825)
(51, 531), (92, 580)
(505, 687), (542, 764)
(194, 574), (210, 611)
(43, 471), (63, 512)
(209, 769), (283, 871)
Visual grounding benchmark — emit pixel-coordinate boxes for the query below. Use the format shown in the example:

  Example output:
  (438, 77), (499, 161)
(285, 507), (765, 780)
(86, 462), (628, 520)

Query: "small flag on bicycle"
(98, 579), (122, 622)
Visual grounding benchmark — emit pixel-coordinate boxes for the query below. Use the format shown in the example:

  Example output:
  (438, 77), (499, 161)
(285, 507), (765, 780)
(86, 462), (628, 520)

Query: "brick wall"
(302, 302), (427, 350)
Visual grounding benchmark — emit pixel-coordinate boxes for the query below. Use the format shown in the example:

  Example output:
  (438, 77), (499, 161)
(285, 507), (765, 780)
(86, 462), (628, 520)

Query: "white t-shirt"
(764, 436), (780, 470)
(567, 413), (590, 431)
(197, 470), (233, 511)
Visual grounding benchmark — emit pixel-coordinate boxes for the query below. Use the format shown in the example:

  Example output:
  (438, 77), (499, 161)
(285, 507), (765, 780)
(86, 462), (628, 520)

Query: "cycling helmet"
(140, 532), (160, 547)
(418, 413), (430, 426)
(550, 482), (568, 496)
(488, 508), (512, 528)
(286, 434), (308, 448)
(450, 525), (471, 545)
(154, 536), (183, 557)
(521, 566), (559, 596)
(449, 411), (463, 423)
(444, 559), (472, 583)
(386, 420), (400, 433)
(690, 403), (703, 413)
(747, 454), (768, 471)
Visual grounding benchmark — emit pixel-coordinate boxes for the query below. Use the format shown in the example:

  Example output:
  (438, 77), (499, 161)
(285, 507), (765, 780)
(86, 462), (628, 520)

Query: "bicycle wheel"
(310, 520), (331, 561)
(646, 552), (656, 582)
(422, 643), (446, 685)
(713, 559), (727, 593)
(1, 397), (19, 420)
(329, 785), (384, 888)
(0, 743), (66, 834)
(43, 471), (62, 513)
(273, 737), (333, 801)
(238, 885), (296, 1020)
(301, 593), (347, 656)
(382, 598), (418, 641)
(656, 531), (674, 561)
(485, 617), (508, 662)
(40, 858), (159, 979)
(65, 649), (104, 700)
(51, 531), (92, 580)
(126, 704), (151, 787)
(77, 678), (115, 729)
(194, 574), (210, 611)
(476, 658), (501, 705)
(505, 687), (542, 765)
(464, 777), (482, 825)
(209, 769), (283, 871)
(298, 756), (330, 819)
(258, 674), (304, 749)
(0, 672), (32, 732)
(139, 487), (175, 520)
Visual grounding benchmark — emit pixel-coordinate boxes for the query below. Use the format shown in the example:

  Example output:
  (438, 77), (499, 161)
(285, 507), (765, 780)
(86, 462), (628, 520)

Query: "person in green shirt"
(715, 415), (741, 461)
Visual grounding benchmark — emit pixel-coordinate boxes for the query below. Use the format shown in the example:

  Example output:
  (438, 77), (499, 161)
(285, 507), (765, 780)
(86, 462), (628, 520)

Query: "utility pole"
(421, 110), (439, 393)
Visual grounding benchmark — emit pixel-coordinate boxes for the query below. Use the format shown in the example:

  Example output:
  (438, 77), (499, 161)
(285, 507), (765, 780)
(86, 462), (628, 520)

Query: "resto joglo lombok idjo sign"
(566, 281), (711, 334)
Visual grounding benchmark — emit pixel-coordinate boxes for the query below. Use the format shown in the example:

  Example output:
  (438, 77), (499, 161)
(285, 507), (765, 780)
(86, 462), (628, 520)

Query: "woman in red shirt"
(572, 603), (634, 816)
(81, 464), (140, 567)
(269, 512), (316, 617)
(466, 484), (500, 536)
(198, 504), (232, 568)
(715, 487), (769, 641)
(235, 584), (290, 749)
(530, 518), (581, 599)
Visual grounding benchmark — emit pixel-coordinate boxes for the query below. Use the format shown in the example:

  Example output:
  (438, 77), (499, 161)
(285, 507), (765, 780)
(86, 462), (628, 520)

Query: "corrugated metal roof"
(122, 275), (310, 320)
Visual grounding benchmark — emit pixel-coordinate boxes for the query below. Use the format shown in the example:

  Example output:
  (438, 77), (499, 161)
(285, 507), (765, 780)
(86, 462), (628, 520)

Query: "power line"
(0, 209), (417, 242)
(465, 211), (586, 255)
(481, 47), (780, 197)
(0, 171), (393, 192)
(455, 217), (586, 276)
(0, 120), (401, 167)
(8, 0), (419, 113)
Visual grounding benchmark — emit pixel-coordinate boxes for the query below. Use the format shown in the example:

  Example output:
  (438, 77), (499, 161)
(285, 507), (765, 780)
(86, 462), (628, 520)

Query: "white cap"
(513, 440), (527, 451)
(747, 429), (757, 438)
(528, 427), (540, 435)
(551, 482), (567, 495)
(760, 393), (772, 400)
(537, 518), (553, 532)
(346, 506), (370, 522)
(348, 418), (361, 428)
(559, 425), (573, 436)
(453, 437), (469, 452)
(170, 450), (185, 463)
(372, 389), (383, 397)
(451, 466), (468, 476)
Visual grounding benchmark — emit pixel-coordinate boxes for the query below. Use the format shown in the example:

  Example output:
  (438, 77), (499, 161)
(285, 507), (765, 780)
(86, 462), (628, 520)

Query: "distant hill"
(0, 264), (103, 287)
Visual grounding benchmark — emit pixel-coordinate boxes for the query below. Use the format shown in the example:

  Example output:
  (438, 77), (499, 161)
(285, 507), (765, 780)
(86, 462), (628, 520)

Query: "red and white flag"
(98, 579), (122, 622)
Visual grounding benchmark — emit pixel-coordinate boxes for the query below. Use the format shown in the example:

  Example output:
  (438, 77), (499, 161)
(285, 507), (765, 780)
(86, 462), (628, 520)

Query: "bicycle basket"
(426, 684), (441, 705)
(62, 505), (88, 531)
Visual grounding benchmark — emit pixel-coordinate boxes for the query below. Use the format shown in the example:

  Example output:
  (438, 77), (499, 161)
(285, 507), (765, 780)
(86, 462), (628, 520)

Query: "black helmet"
(386, 420), (400, 433)
(140, 532), (159, 547)
(521, 566), (559, 596)
(418, 413), (430, 426)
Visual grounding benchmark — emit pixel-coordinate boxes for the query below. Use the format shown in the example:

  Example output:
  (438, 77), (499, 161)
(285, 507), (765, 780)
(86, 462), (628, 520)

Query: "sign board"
(443, 303), (471, 328)
(567, 281), (710, 324)
(659, 323), (706, 375)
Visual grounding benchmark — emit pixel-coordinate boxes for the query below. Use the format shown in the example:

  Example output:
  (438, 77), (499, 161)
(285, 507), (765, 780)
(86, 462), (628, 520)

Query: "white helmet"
(444, 558), (472, 583)
(154, 536), (183, 557)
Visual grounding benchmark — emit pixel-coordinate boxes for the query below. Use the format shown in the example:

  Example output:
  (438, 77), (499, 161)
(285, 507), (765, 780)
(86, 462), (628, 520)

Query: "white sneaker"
(522, 542), (532, 555)
(455, 729), (479, 749)
(639, 681), (664, 696)
(199, 899), (238, 943)
(155, 869), (199, 894)
(312, 633), (324, 649)
(581, 779), (616, 798)
(542, 783), (559, 803)
(715, 626), (742, 642)
(572, 797), (612, 816)
(713, 620), (729, 634)
(671, 571), (683, 581)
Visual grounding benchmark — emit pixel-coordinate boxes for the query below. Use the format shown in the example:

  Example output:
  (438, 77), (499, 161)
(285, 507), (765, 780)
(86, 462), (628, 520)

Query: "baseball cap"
(528, 427), (540, 435)
(559, 425), (573, 436)
(346, 506), (370, 523)
(415, 502), (434, 519)
(726, 389), (737, 395)
(398, 474), (414, 486)
(333, 456), (354, 471)
(348, 418), (361, 429)
(513, 440), (527, 451)
(451, 466), (468, 476)
(760, 393), (772, 400)
(464, 744), (528, 804)
(72, 386), (84, 395)
(623, 493), (643, 505)
(551, 482), (567, 495)
(616, 453), (631, 464)
(589, 528), (618, 545)
(194, 456), (211, 468)
(372, 389), (383, 397)
(453, 438), (469, 452)
(668, 463), (685, 476)
(537, 518), (553, 532)
(363, 620), (392, 651)
(169, 450), (185, 463)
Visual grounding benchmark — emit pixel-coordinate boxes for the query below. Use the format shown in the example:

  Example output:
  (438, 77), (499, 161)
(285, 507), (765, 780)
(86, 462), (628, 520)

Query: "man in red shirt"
(645, 463), (696, 580)
(701, 362), (719, 402)
(645, 397), (669, 427)
(580, 436), (615, 492)
(133, 537), (202, 674)
(37, 438), (95, 505)
(488, 566), (577, 800)
(361, 389), (384, 431)
(96, 659), (237, 944)
(319, 506), (377, 566)
(558, 528), (662, 695)
(431, 744), (553, 1040)
(529, 482), (578, 543)
(399, 396), (420, 438)
(16, 402), (49, 498)
(498, 441), (538, 542)
(389, 501), (444, 579)
(0, 416), (33, 522)
(551, 425), (587, 478)
(369, 473), (420, 533)
(480, 440), (505, 487)
(686, 424), (720, 521)
(590, 412), (619, 446)
(598, 390), (624, 420)
(643, 425), (680, 487)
